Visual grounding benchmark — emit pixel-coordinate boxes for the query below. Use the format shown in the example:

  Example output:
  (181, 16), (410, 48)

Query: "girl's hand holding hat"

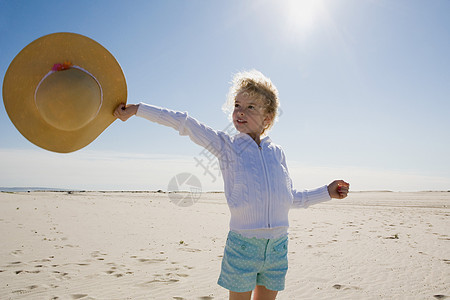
(328, 180), (350, 199)
(114, 103), (138, 121)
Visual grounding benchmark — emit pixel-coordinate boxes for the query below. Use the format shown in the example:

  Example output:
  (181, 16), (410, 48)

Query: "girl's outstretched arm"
(114, 103), (228, 159)
(279, 151), (350, 207)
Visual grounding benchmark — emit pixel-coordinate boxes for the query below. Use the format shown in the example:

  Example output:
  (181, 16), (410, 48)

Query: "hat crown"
(35, 67), (102, 131)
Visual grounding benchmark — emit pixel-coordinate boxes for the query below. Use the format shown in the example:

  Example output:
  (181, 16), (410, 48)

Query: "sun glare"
(281, 0), (326, 40)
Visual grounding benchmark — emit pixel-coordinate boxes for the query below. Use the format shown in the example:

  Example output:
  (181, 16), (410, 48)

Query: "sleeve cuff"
(293, 185), (331, 209)
(306, 185), (331, 206)
(135, 102), (162, 122)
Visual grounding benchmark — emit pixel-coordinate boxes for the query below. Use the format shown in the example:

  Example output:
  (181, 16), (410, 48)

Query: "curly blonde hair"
(223, 70), (280, 135)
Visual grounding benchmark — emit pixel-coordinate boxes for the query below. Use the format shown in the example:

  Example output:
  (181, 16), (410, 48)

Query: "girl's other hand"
(328, 180), (350, 199)
(114, 103), (138, 121)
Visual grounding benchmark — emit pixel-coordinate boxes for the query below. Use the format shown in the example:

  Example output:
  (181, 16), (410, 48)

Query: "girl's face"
(232, 92), (273, 143)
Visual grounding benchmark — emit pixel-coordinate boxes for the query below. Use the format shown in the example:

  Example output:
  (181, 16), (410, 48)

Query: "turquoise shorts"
(217, 231), (289, 292)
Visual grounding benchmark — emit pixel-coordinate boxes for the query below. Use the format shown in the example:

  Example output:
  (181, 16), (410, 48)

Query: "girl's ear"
(263, 113), (274, 128)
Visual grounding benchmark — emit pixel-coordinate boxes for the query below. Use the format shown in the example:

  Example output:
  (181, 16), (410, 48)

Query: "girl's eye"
(248, 105), (255, 110)
(234, 103), (240, 108)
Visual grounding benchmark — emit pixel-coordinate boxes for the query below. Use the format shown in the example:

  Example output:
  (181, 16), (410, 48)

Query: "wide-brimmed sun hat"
(2, 32), (127, 153)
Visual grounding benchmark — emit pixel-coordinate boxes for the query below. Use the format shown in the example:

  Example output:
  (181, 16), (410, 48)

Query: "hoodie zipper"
(258, 144), (271, 228)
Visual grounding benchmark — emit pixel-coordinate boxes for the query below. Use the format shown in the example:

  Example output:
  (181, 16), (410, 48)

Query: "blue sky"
(1, 0), (449, 191)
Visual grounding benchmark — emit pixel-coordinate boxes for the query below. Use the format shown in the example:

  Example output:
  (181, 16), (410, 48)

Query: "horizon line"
(1, 187), (449, 193)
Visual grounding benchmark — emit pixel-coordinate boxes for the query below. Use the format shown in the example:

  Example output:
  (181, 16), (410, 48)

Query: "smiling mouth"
(236, 119), (247, 124)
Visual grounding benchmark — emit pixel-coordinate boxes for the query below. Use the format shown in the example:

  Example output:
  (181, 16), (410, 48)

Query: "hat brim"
(2, 32), (127, 153)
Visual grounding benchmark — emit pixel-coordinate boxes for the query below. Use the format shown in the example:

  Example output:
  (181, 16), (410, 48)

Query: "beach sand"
(0, 191), (449, 299)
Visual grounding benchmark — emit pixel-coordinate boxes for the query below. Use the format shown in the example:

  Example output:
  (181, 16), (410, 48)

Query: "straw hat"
(2, 32), (127, 153)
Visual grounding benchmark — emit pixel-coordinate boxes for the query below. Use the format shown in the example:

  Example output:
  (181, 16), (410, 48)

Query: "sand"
(0, 191), (449, 300)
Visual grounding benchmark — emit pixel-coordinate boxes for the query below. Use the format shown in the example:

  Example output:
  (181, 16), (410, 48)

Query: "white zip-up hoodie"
(136, 103), (331, 239)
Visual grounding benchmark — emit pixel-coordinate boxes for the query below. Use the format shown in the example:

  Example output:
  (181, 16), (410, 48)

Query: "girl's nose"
(235, 107), (244, 115)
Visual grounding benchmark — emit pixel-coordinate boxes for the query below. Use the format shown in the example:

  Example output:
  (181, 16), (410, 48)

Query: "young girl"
(114, 70), (349, 300)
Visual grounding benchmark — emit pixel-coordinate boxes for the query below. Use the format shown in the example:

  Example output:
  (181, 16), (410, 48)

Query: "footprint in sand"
(434, 295), (449, 299)
(10, 249), (23, 256)
(137, 272), (189, 287)
(33, 257), (53, 263)
(71, 294), (88, 299)
(20, 269), (41, 274)
(77, 263), (90, 266)
(333, 284), (361, 291)
(180, 247), (202, 253)
(139, 278), (180, 286)
(91, 250), (108, 261)
(52, 270), (70, 280)
(137, 258), (167, 264)
(103, 263), (133, 277)
(11, 285), (39, 295)
(166, 272), (189, 278)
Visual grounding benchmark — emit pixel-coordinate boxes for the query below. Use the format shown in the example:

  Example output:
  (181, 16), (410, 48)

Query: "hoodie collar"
(236, 132), (271, 147)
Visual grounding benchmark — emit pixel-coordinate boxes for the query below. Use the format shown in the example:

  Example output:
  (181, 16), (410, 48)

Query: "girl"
(114, 70), (349, 300)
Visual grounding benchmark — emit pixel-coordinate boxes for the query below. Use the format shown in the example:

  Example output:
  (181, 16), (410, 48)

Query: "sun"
(280, 0), (326, 40)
